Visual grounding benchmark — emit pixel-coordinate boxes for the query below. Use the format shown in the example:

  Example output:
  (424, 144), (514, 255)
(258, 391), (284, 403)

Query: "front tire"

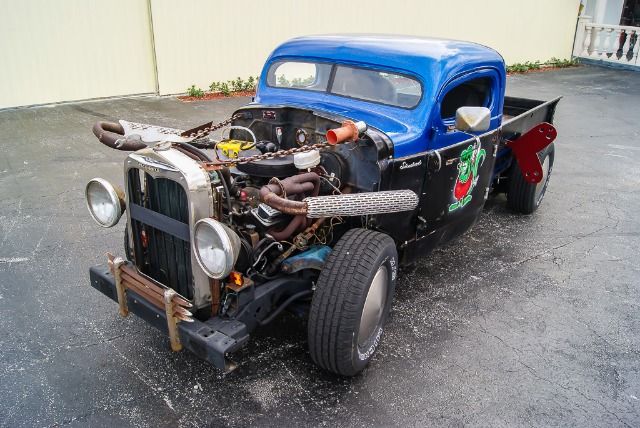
(507, 142), (555, 214)
(308, 229), (397, 376)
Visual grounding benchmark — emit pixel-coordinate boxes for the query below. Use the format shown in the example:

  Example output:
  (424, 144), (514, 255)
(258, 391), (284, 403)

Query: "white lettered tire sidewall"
(307, 228), (397, 376)
(353, 249), (397, 371)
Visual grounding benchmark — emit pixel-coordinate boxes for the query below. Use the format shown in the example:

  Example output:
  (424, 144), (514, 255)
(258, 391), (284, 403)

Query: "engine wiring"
(252, 240), (284, 272)
(307, 215), (343, 246)
(221, 291), (237, 315)
(319, 174), (342, 195)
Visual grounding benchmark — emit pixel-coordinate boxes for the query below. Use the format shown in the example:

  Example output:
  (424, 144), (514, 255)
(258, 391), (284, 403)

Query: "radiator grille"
(127, 168), (193, 300)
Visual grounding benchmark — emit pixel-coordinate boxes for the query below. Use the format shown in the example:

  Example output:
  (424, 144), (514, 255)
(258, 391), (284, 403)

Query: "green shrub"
(220, 82), (231, 96)
(507, 58), (579, 73)
(203, 76), (259, 97)
(187, 85), (205, 97)
(525, 60), (541, 70)
(244, 76), (256, 91)
(506, 61), (540, 73)
(231, 77), (244, 92)
(548, 57), (580, 67)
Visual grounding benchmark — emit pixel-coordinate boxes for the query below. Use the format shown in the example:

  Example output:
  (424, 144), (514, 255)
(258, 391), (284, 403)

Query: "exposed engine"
(89, 106), (418, 318)
(201, 108), (417, 289)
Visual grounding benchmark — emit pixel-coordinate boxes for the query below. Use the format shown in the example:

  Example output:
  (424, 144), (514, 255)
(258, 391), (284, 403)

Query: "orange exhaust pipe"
(326, 120), (367, 145)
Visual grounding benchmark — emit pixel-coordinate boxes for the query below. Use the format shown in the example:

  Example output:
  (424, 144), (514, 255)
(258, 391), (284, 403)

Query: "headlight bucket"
(193, 218), (241, 279)
(85, 178), (125, 228)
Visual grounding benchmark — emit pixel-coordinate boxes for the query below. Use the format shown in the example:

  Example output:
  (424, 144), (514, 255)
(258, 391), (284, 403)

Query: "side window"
(440, 77), (492, 119)
(266, 61), (332, 91)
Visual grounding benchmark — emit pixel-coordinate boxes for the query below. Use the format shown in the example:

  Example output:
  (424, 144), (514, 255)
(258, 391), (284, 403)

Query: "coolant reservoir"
(294, 150), (321, 170)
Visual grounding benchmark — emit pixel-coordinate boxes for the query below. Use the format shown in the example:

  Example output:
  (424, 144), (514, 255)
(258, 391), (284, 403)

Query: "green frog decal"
(449, 144), (486, 212)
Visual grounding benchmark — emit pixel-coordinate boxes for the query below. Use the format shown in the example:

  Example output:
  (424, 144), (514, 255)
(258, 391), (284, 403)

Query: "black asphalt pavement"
(1, 65), (639, 427)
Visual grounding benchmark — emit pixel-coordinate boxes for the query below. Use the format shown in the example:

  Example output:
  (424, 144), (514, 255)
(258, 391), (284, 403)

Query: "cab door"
(418, 128), (499, 233)
(399, 128), (500, 265)
(430, 69), (503, 151)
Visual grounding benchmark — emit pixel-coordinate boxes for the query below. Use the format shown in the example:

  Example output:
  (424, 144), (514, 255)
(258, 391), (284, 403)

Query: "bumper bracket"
(90, 262), (248, 373)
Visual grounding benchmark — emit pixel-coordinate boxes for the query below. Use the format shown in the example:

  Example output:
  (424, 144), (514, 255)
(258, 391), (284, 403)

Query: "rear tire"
(507, 143), (555, 214)
(308, 229), (397, 376)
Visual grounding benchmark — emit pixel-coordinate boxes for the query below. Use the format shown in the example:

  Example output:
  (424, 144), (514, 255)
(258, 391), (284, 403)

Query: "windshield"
(266, 61), (423, 109)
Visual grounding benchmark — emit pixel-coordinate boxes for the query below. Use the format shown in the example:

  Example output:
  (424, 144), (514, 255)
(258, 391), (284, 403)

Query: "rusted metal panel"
(107, 252), (193, 351)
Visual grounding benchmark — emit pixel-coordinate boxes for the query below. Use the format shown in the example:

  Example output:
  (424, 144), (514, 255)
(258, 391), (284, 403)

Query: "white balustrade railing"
(573, 17), (639, 67)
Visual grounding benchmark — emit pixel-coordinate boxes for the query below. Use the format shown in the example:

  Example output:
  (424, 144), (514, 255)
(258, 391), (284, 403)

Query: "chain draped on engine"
(183, 114), (343, 168)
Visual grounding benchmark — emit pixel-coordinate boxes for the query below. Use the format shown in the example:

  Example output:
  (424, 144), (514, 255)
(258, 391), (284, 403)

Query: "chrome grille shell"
(123, 146), (215, 310)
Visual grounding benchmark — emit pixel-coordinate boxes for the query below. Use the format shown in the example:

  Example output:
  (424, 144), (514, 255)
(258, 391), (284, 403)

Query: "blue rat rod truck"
(87, 35), (560, 376)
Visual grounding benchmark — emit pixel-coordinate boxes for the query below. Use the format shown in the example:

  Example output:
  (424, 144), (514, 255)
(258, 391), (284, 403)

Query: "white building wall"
(150, 0), (582, 95)
(0, 0), (581, 108)
(0, 0), (157, 109)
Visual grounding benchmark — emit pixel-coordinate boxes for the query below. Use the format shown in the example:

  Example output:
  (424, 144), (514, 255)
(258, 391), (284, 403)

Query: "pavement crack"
(0, 187), (85, 208)
(0, 199), (21, 247)
(47, 411), (94, 427)
(87, 322), (181, 416)
(69, 105), (115, 120)
(65, 333), (129, 349)
(282, 364), (311, 415)
(496, 224), (613, 273)
(479, 322), (632, 428)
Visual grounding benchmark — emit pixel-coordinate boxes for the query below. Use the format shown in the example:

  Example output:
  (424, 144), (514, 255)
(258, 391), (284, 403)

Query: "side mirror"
(455, 106), (491, 133)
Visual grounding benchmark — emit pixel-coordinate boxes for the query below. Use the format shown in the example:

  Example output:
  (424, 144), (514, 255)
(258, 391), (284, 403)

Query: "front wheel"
(308, 229), (397, 376)
(507, 142), (555, 214)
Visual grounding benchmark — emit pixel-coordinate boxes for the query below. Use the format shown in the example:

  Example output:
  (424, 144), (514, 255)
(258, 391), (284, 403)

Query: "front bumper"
(89, 264), (249, 373)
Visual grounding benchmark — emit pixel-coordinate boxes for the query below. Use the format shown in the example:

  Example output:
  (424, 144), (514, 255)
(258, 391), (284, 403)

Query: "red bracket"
(505, 122), (557, 184)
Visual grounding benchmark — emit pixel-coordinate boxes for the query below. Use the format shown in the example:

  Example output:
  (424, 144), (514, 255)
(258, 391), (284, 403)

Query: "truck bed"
(501, 95), (562, 141)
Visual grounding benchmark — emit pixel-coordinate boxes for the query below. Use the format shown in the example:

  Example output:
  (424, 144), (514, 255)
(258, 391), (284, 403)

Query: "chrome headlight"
(85, 178), (125, 227)
(193, 218), (241, 279)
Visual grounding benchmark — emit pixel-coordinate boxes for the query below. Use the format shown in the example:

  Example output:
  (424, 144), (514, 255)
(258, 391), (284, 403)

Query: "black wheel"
(507, 142), (555, 214)
(308, 228), (397, 376)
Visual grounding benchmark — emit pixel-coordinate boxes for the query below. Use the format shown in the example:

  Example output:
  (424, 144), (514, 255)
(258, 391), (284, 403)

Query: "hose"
(173, 146), (201, 161)
(218, 169), (234, 226)
(239, 237), (254, 264)
(171, 142), (235, 225)
(258, 172), (320, 216)
(92, 121), (147, 151)
(266, 215), (306, 241)
(252, 241), (283, 269)
(253, 237), (274, 255)
(172, 141), (213, 162)
(258, 289), (314, 326)
(248, 271), (280, 282)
